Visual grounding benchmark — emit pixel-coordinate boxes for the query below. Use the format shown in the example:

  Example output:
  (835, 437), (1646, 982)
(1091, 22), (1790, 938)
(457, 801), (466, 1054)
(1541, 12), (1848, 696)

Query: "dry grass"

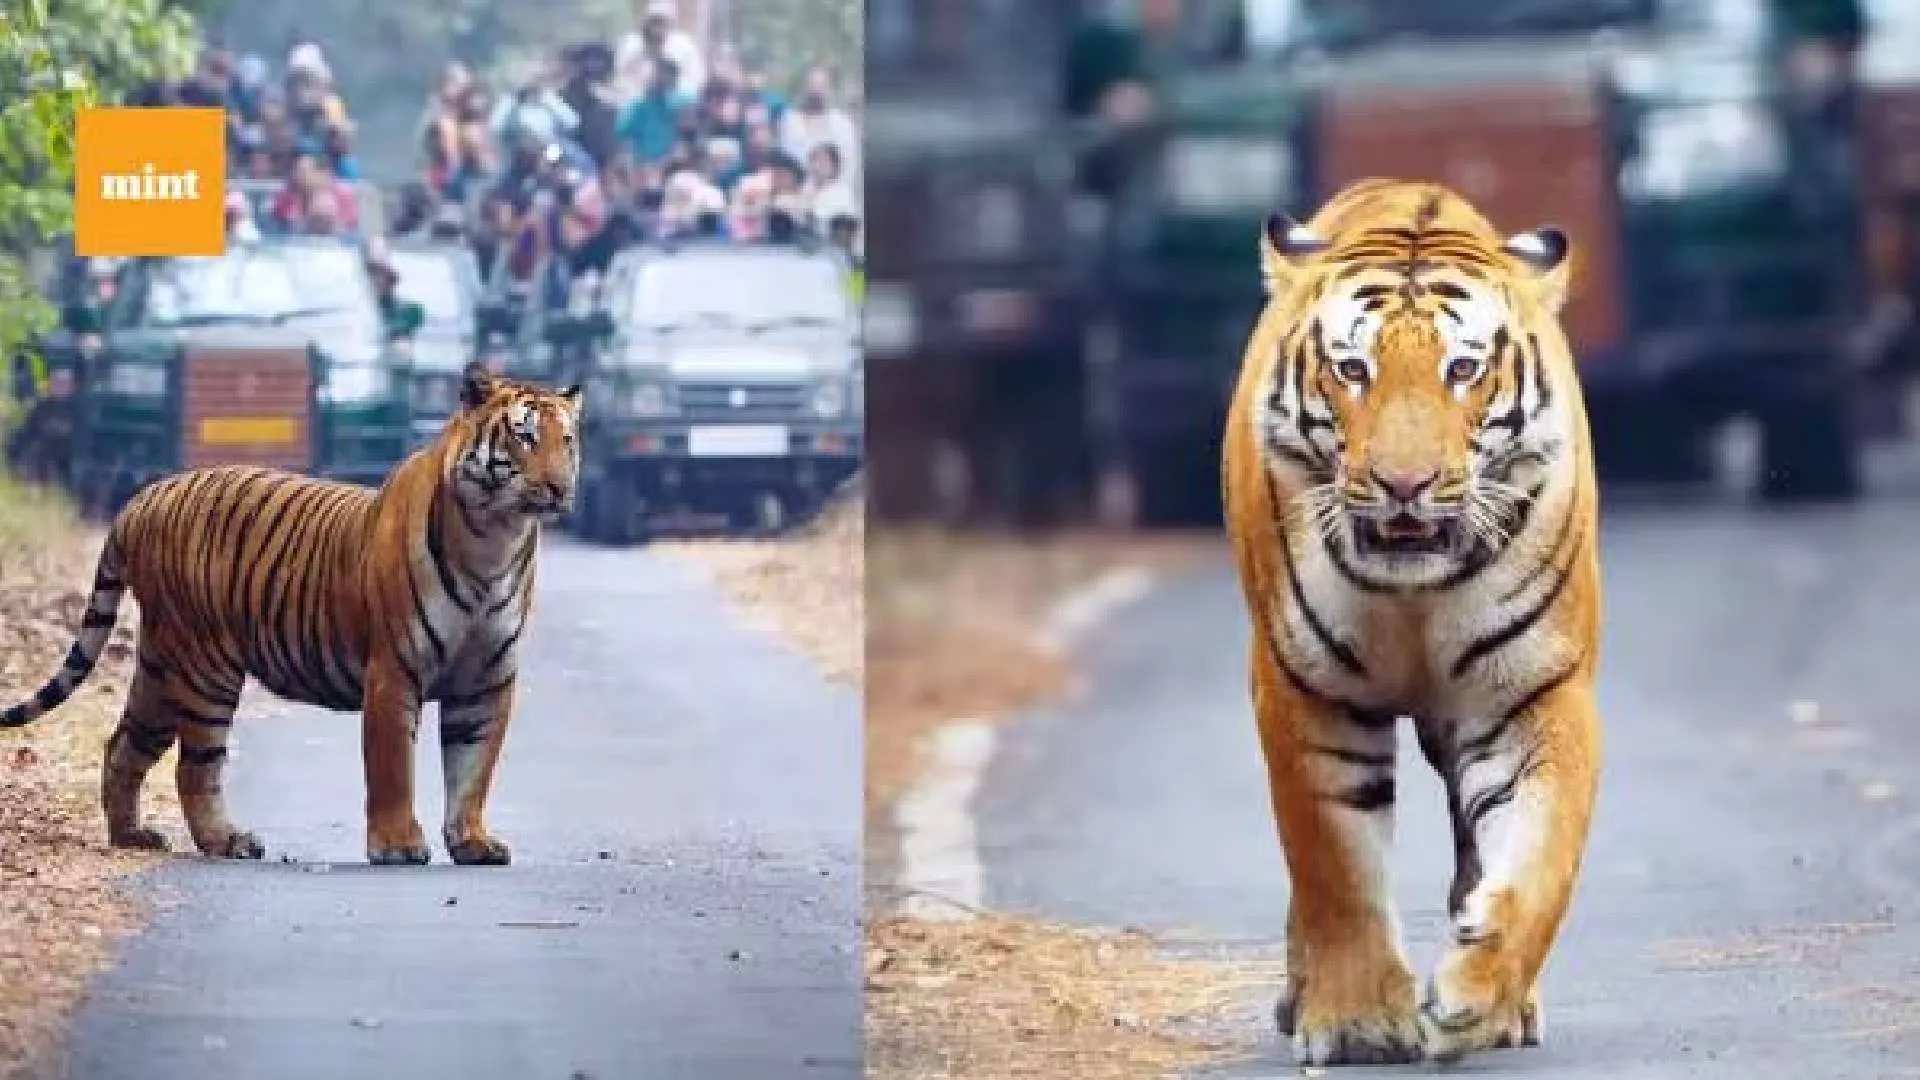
(865, 913), (1281, 1080)
(0, 477), (167, 1080)
(652, 488), (865, 686)
(865, 525), (1243, 1080)
(865, 526), (1212, 818)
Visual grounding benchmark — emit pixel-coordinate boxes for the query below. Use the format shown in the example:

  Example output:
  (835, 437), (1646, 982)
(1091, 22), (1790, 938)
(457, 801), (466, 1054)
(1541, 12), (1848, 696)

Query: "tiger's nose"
(1371, 467), (1439, 504)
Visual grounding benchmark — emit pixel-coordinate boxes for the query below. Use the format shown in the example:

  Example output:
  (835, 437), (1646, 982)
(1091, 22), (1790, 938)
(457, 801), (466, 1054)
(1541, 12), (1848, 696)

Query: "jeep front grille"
(677, 381), (809, 419)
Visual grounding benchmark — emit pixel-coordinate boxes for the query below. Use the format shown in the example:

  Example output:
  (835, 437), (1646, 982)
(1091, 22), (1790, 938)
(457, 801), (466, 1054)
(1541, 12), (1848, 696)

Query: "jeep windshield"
(388, 250), (471, 336)
(626, 253), (851, 339)
(145, 244), (381, 341)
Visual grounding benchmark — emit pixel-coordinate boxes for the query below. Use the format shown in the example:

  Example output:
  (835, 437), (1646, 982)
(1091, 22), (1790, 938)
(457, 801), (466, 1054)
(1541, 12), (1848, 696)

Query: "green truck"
(1079, 0), (1915, 521)
(49, 235), (420, 514)
(865, 0), (1093, 525)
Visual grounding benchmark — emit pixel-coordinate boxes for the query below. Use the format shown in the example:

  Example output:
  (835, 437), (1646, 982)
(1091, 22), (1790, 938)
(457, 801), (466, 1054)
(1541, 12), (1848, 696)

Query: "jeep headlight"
(105, 363), (166, 397)
(810, 380), (847, 419)
(1623, 102), (1785, 202)
(324, 365), (389, 405)
(1162, 136), (1293, 213)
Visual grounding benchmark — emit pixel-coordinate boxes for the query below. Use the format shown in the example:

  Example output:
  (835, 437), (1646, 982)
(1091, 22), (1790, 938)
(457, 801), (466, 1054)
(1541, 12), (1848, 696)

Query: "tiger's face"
(1258, 214), (1572, 589)
(452, 363), (584, 524)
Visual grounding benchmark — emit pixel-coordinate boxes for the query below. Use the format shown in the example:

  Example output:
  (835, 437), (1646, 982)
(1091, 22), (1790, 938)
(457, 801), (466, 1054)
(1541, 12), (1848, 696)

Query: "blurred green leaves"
(729, 0), (862, 96)
(0, 0), (198, 371)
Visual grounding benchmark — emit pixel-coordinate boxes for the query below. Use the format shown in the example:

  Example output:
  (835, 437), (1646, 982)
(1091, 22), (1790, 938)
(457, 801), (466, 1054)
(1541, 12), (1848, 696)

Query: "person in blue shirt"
(323, 123), (362, 181)
(615, 59), (693, 165)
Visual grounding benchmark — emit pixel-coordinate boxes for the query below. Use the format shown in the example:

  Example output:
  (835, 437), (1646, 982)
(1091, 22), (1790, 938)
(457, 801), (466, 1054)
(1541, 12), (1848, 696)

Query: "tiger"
(0, 361), (582, 867)
(1221, 179), (1602, 1066)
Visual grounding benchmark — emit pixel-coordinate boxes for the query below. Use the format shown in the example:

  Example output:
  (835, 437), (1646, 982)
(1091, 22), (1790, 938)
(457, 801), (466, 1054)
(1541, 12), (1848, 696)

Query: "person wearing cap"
(616, 0), (705, 99)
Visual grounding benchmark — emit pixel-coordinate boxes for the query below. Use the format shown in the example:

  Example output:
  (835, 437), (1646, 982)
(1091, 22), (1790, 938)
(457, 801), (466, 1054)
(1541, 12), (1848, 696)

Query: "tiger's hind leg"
(101, 663), (179, 851)
(1252, 650), (1422, 1067)
(174, 694), (262, 860)
(1417, 675), (1599, 1063)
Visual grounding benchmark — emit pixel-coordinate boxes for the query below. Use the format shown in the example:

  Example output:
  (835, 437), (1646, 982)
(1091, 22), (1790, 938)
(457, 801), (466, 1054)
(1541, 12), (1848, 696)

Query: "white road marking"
(1040, 564), (1157, 653)
(895, 721), (995, 921)
(893, 564), (1159, 921)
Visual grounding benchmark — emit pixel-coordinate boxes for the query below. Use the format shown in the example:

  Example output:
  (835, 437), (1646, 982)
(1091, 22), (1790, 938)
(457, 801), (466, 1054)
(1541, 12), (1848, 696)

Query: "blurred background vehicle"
(865, 0), (1092, 527)
(568, 236), (864, 542)
(50, 236), (416, 515)
(386, 238), (484, 446)
(867, 0), (1920, 529)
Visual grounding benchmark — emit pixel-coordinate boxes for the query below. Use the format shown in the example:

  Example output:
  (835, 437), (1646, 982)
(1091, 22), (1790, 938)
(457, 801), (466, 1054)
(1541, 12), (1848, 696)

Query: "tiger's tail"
(0, 535), (129, 728)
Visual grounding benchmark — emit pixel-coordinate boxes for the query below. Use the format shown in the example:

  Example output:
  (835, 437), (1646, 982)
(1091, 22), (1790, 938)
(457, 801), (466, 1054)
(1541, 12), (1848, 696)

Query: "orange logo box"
(74, 107), (227, 257)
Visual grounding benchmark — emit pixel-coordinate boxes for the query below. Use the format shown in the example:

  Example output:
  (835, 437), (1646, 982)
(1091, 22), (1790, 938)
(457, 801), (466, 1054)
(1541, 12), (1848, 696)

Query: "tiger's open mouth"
(1352, 513), (1462, 557)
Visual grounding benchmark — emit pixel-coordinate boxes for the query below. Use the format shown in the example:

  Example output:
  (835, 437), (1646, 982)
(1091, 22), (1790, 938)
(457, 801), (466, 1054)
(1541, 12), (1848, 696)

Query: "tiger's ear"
(1501, 226), (1572, 315)
(560, 384), (583, 413)
(460, 361), (497, 409)
(1260, 213), (1328, 297)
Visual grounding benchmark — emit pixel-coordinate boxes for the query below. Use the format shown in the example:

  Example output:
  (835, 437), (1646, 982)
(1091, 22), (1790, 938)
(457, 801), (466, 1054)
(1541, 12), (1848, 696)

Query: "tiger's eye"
(1334, 358), (1370, 384)
(1445, 356), (1482, 384)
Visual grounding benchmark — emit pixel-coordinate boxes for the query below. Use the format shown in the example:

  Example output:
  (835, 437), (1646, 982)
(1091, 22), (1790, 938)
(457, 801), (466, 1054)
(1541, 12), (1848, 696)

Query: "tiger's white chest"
(1272, 506), (1579, 720)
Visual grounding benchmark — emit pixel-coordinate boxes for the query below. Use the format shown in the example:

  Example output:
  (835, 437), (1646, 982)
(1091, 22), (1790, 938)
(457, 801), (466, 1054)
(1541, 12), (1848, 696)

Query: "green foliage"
(727, 0), (863, 96)
(0, 0), (199, 375)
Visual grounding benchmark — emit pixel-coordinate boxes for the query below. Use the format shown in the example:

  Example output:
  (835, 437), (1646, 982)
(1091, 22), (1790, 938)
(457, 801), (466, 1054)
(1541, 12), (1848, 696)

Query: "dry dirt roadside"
(0, 480), (170, 1080)
(665, 498), (1271, 1080)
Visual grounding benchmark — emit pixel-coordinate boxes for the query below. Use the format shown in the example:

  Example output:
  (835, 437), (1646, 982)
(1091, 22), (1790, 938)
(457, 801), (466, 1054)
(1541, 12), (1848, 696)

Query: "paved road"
(981, 488), (1920, 1078)
(58, 537), (861, 1080)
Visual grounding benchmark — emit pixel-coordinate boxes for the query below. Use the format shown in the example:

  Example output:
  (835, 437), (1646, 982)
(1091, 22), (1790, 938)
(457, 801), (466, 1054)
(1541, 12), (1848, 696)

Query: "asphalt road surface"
(58, 537), (861, 1080)
(982, 486), (1920, 1078)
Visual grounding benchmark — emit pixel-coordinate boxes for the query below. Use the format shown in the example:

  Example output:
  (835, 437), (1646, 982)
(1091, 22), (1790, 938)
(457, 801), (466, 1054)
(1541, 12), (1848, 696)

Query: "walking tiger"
(1222, 179), (1603, 1065)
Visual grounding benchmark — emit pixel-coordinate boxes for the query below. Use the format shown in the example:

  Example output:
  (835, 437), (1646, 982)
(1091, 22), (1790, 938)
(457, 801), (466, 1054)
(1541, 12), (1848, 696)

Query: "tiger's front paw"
(367, 817), (432, 866)
(1420, 937), (1529, 1062)
(1286, 947), (1425, 1066)
(446, 829), (512, 866)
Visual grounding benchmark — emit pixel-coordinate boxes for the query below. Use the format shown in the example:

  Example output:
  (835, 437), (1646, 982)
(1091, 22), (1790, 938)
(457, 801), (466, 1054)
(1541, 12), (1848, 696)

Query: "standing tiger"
(1, 362), (582, 867)
(1222, 179), (1602, 1066)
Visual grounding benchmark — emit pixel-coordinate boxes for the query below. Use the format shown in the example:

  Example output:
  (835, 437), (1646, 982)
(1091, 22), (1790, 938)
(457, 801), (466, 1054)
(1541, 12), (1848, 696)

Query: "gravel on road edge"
(0, 479), (167, 1080)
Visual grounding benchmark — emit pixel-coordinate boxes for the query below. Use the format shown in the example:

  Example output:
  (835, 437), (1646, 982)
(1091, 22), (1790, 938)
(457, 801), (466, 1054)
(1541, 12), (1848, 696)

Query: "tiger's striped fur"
(1, 362), (582, 866)
(1222, 180), (1602, 1066)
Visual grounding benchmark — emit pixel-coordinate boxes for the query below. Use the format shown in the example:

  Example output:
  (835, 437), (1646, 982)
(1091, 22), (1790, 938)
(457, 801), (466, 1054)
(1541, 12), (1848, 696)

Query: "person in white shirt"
(777, 66), (861, 186)
(803, 142), (859, 226)
(615, 0), (705, 101)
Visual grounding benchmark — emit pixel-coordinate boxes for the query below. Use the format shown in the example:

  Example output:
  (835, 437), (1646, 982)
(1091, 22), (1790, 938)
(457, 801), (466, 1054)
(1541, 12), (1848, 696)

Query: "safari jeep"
(554, 239), (863, 544)
(62, 236), (419, 515)
(386, 238), (483, 448)
(1083, 0), (1909, 520)
(865, 0), (1092, 525)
